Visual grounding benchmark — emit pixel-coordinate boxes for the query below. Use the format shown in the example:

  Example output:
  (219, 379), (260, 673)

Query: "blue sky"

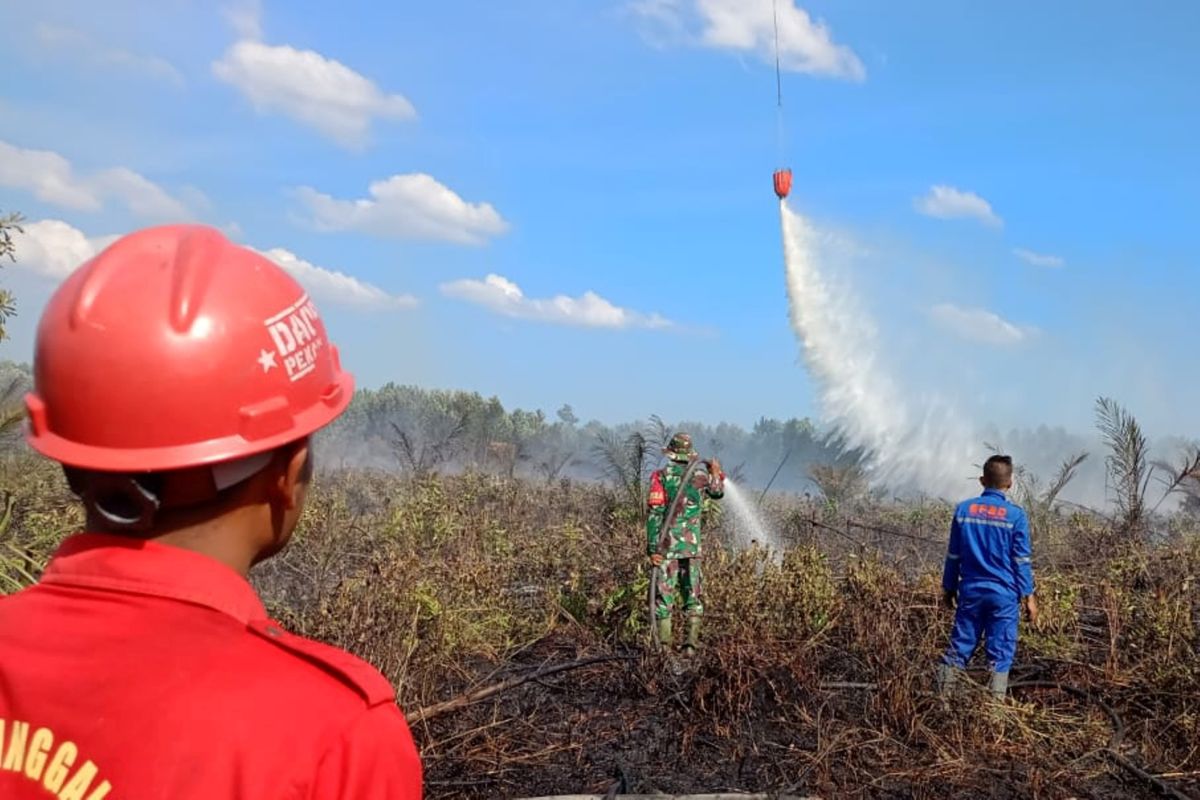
(1, 0), (1197, 437)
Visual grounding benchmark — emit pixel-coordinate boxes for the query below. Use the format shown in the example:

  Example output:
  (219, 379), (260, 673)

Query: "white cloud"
(35, 24), (184, 87)
(212, 40), (416, 148)
(914, 185), (1003, 228)
(259, 247), (417, 311)
(441, 274), (672, 330)
(0, 140), (195, 220)
(630, 0), (865, 81)
(0, 141), (97, 211)
(296, 174), (509, 245)
(12, 219), (413, 311)
(93, 168), (195, 220)
(930, 303), (1033, 346)
(1014, 247), (1064, 268)
(12, 219), (118, 280)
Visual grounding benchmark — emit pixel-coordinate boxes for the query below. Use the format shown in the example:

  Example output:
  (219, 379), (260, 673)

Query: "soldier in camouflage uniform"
(647, 432), (725, 654)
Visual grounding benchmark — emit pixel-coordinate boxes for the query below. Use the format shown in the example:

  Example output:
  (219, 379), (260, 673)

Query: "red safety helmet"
(25, 224), (354, 473)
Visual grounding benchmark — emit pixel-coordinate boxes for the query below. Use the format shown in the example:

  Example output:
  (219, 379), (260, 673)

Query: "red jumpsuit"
(0, 534), (423, 799)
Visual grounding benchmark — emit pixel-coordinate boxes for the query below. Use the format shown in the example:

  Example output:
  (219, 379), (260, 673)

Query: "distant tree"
(467, 395), (507, 466)
(389, 391), (474, 477)
(498, 407), (546, 478)
(534, 438), (577, 483)
(809, 463), (867, 513)
(1095, 396), (1152, 535)
(313, 382), (852, 488)
(1152, 443), (1200, 516)
(1, 372), (28, 441)
(593, 425), (658, 519)
(556, 404), (578, 427)
(0, 210), (24, 342)
(530, 411), (581, 483)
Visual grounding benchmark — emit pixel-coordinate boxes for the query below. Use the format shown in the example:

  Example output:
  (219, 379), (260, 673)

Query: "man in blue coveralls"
(937, 454), (1040, 699)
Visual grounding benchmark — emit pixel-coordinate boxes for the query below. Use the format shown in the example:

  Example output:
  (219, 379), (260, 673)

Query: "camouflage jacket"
(647, 459), (724, 559)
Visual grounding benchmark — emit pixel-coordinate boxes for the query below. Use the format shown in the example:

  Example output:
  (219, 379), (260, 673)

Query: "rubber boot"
(655, 617), (672, 651)
(988, 671), (1009, 700)
(935, 662), (960, 696)
(682, 616), (702, 655)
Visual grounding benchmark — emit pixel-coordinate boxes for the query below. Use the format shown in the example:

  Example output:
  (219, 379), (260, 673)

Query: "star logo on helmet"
(257, 349), (278, 373)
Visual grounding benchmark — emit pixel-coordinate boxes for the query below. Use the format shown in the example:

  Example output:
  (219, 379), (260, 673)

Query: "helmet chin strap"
(80, 451), (275, 532)
(83, 474), (162, 532)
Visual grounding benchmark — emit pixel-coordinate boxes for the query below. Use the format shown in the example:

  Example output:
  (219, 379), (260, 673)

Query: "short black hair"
(983, 454), (1014, 487)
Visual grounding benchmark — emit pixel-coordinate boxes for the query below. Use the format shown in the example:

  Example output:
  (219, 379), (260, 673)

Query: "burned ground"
(3, 459), (1198, 798)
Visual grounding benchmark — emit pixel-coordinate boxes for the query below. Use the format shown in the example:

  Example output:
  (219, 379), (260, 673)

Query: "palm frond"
(1094, 396), (1150, 533)
(1042, 451), (1089, 509)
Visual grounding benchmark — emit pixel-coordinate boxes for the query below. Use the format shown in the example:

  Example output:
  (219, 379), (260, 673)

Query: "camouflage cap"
(664, 432), (696, 462)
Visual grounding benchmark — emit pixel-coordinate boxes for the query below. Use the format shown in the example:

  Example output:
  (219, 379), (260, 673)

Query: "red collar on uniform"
(39, 533), (267, 624)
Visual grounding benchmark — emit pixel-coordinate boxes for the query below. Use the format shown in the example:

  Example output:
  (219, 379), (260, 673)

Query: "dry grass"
(2, 454), (1198, 798)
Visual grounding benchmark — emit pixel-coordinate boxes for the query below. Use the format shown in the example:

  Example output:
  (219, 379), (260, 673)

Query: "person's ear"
(270, 440), (311, 510)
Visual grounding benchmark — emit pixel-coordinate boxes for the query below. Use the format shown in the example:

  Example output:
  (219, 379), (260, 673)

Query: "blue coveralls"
(941, 488), (1034, 674)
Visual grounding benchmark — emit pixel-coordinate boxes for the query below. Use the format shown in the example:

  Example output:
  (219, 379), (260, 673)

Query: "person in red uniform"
(0, 225), (422, 798)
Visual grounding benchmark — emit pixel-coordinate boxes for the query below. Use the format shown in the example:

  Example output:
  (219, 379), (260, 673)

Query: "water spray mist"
(779, 202), (977, 497)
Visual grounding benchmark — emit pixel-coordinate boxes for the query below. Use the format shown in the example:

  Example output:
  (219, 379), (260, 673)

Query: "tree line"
(4, 362), (1199, 520)
(316, 381), (845, 492)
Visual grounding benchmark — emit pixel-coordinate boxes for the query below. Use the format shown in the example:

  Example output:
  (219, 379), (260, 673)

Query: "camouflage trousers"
(654, 558), (703, 620)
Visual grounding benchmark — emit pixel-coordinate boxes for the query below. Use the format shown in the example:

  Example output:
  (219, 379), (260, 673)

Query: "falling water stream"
(721, 479), (780, 554)
(779, 201), (977, 497)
